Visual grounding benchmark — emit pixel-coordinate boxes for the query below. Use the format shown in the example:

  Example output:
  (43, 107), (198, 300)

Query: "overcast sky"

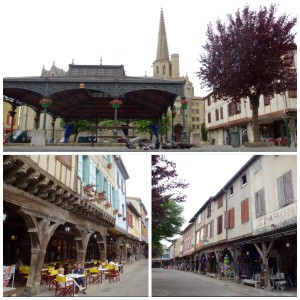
(1, 0), (296, 96)
(121, 153), (254, 235)
(121, 154), (151, 216)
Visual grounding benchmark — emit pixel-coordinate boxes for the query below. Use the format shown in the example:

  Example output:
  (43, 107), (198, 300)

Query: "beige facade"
(204, 49), (297, 146)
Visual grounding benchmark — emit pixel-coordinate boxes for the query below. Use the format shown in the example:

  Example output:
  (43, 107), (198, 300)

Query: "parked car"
(5, 130), (32, 143)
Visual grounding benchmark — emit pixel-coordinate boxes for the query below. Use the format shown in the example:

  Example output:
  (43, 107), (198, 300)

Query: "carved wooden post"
(97, 235), (107, 262)
(215, 250), (223, 280)
(74, 228), (93, 266)
(254, 240), (275, 289)
(21, 214), (62, 296)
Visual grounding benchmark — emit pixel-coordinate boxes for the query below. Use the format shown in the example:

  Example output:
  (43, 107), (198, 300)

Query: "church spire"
(156, 8), (170, 61)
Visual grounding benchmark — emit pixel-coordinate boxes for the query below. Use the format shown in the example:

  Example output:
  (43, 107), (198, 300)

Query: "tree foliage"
(152, 155), (188, 247)
(198, 4), (297, 142)
(60, 119), (96, 142)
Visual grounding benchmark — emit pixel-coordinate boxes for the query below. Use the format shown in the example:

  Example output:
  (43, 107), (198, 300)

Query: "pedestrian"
(73, 264), (87, 294)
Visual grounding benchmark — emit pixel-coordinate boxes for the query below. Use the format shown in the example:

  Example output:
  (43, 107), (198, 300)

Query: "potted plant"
(105, 201), (111, 208)
(110, 99), (123, 109)
(107, 163), (112, 169)
(113, 209), (119, 215)
(180, 99), (190, 109)
(39, 98), (53, 108)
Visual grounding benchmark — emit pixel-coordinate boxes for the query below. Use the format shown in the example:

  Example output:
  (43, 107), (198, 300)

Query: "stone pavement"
(13, 259), (149, 297)
(3, 144), (297, 152)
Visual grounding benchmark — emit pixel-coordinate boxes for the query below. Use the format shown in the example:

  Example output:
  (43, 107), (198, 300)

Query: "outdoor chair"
(89, 267), (101, 284)
(20, 266), (30, 286)
(48, 269), (59, 290)
(55, 275), (74, 297)
(107, 266), (120, 282)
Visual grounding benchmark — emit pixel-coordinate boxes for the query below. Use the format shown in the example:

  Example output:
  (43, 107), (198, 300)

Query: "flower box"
(39, 98), (53, 108)
(113, 209), (119, 215)
(105, 202), (111, 208)
(110, 99), (122, 109)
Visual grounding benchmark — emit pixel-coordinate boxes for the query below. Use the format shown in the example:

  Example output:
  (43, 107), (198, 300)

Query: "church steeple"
(153, 8), (171, 77)
(156, 8), (170, 61)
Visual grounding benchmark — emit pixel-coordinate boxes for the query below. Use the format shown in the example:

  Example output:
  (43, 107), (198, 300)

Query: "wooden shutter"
(241, 199), (249, 223)
(229, 207), (234, 228)
(78, 155), (83, 180)
(283, 171), (294, 205)
(224, 211), (229, 229)
(210, 221), (214, 237)
(217, 215), (222, 234)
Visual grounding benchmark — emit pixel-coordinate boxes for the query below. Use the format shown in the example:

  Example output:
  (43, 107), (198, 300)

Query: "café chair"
(55, 275), (74, 297)
(89, 267), (101, 284)
(48, 269), (59, 290)
(107, 266), (120, 282)
(20, 266), (30, 286)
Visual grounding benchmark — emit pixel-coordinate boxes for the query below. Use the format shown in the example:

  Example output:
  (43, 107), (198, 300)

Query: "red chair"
(89, 268), (101, 284)
(48, 270), (59, 290)
(55, 275), (74, 297)
(107, 267), (120, 282)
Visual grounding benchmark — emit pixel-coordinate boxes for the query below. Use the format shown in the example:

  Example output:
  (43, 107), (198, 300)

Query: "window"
(217, 196), (223, 208)
(163, 65), (166, 75)
(277, 170), (294, 207)
(127, 212), (133, 227)
(255, 188), (266, 218)
(217, 215), (222, 234)
(241, 174), (247, 187)
(220, 107), (223, 119)
(197, 213), (202, 224)
(56, 156), (72, 169)
(241, 198), (249, 223)
(229, 186), (234, 197)
(263, 95), (271, 106)
(156, 66), (159, 75)
(208, 112), (211, 123)
(288, 89), (297, 98)
(207, 96), (211, 106)
(225, 207), (235, 229)
(215, 109), (219, 121)
(207, 204), (211, 217)
(200, 227), (205, 240)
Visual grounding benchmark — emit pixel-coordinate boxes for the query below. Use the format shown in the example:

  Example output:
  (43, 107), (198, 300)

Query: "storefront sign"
(253, 203), (297, 230)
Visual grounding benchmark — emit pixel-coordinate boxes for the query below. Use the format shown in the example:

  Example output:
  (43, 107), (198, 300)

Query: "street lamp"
(65, 226), (71, 232)
(110, 99), (123, 143)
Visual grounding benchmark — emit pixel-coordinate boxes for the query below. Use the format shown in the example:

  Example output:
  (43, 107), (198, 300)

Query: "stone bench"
(242, 279), (260, 288)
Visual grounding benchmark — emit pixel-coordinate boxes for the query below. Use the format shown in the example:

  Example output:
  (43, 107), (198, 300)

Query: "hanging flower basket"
(107, 163), (112, 169)
(181, 99), (190, 109)
(105, 202), (111, 208)
(113, 209), (119, 215)
(39, 98), (53, 108)
(117, 213), (123, 217)
(110, 99), (122, 109)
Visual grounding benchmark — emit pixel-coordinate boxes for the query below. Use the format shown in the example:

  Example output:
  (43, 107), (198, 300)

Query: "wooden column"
(74, 228), (93, 266)
(254, 240), (275, 289)
(215, 250), (223, 280)
(97, 234), (107, 262)
(21, 213), (62, 296)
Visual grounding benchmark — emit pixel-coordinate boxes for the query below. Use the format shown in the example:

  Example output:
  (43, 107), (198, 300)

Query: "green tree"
(201, 122), (208, 141)
(152, 200), (185, 248)
(198, 4), (296, 142)
(152, 155), (188, 249)
(60, 119), (96, 142)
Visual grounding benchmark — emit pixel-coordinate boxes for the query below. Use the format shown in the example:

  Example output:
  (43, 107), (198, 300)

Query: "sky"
(158, 154), (254, 245)
(120, 154), (152, 216)
(1, 0), (297, 97)
(120, 153), (253, 235)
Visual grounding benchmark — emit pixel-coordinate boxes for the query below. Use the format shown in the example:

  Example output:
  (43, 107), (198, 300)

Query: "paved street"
(15, 259), (148, 297)
(3, 144), (297, 152)
(152, 268), (296, 297)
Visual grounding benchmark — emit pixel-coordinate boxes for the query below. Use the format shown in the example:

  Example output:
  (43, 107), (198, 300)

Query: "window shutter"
(89, 160), (96, 186)
(277, 175), (285, 207)
(224, 211), (229, 229)
(241, 200), (245, 223)
(96, 169), (103, 193)
(217, 215), (222, 234)
(210, 221), (214, 237)
(78, 155), (83, 180)
(229, 207), (234, 228)
(115, 189), (120, 211)
(283, 171), (294, 205)
(244, 199), (249, 222)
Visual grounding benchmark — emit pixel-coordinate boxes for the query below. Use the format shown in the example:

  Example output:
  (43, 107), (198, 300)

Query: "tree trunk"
(250, 95), (261, 142)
